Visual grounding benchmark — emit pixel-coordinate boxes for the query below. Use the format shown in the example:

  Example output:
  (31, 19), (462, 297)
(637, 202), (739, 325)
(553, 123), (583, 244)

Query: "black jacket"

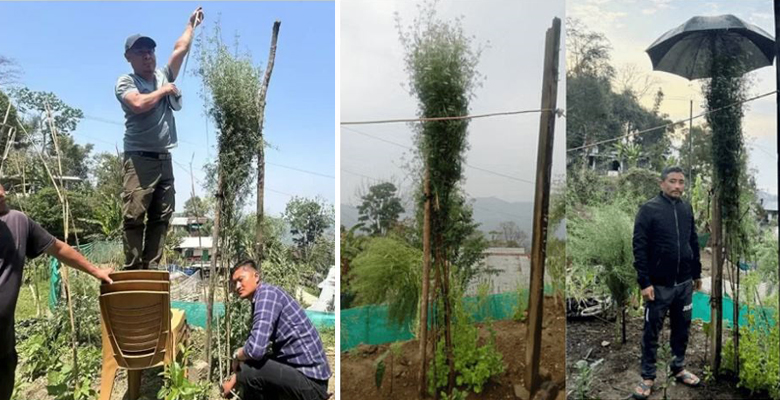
(632, 192), (702, 289)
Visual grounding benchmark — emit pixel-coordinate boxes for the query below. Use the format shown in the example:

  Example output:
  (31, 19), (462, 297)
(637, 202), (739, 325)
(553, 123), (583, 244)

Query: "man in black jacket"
(632, 166), (702, 399)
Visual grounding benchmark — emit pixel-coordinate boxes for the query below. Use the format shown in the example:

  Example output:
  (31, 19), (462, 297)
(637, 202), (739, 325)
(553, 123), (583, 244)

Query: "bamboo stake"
(43, 101), (80, 383)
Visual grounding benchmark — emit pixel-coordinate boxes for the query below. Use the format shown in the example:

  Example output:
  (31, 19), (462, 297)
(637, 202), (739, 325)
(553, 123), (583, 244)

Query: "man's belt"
(125, 151), (172, 160)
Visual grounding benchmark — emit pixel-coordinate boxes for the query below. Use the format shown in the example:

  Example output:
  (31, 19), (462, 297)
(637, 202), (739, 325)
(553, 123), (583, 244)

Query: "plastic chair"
(98, 282), (186, 400)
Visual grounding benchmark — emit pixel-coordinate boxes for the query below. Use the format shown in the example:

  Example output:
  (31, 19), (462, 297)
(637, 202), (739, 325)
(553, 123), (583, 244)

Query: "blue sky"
(0, 1), (335, 216)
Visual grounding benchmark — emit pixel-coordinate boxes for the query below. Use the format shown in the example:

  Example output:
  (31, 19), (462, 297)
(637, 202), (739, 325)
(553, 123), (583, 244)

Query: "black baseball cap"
(124, 34), (156, 52)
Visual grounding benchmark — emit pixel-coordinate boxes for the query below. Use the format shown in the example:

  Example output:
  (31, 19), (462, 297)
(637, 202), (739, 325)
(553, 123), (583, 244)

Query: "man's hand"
(190, 7), (205, 28)
(641, 285), (655, 302)
(161, 83), (179, 96)
(694, 279), (702, 291)
(221, 374), (237, 398)
(95, 267), (114, 285)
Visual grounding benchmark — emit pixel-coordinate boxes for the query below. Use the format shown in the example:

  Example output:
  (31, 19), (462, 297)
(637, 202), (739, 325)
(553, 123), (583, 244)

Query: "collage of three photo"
(0, 1), (777, 400)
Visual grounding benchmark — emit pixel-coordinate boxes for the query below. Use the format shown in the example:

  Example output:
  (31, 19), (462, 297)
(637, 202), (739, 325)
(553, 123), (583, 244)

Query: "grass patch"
(318, 326), (336, 350)
(15, 280), (50, 321)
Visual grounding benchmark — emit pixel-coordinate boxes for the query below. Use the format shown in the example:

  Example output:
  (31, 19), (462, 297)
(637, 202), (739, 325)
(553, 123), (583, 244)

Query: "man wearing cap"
(115, 7), (204, 270)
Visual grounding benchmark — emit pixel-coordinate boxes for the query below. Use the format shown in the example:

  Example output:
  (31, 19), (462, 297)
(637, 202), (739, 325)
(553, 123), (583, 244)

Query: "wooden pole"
(255, 21), (281, 262)
(710, 191), (723, 374)
(418, 167), (432, 398)
(524, 17), (560, 396)
(206, 170), (224, 382)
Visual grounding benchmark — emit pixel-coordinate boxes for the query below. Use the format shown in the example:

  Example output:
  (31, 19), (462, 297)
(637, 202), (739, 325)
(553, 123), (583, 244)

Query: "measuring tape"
(169, 7), (204, 111)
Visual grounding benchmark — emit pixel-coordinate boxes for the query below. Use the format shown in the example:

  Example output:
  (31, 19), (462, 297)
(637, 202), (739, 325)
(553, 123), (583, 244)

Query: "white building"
(175, 236), (213, 261)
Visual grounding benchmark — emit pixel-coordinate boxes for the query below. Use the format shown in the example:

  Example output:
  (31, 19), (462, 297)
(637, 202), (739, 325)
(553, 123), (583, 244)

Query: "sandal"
(632, 380), (653, 400)
(675, 370), (701, 387)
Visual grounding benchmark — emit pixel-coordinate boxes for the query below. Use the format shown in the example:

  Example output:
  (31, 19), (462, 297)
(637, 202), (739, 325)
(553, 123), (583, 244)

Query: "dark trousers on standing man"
(641, 279), (693, 380)
(122, 152), (175, 270)
(0, 350), (18, 400)
(237, 358), (329, 400)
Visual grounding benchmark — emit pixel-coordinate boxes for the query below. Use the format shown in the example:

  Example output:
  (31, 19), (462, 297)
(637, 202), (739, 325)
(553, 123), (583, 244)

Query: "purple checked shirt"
(244, 283), (332, 381)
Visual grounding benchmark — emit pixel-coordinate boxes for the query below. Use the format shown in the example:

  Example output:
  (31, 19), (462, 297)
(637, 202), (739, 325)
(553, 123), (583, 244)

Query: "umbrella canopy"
(647, 14), (775, 80)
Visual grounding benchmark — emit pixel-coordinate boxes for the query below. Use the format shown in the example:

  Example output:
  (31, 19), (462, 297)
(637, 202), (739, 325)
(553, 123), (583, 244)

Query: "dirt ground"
(565, 311), (764, 400)
(340, 297), (566, 399)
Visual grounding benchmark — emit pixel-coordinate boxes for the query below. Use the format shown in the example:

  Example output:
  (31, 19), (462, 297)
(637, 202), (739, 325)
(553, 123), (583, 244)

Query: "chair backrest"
(109, 270), (170, 282)
(100, 291), (171, 369)
(100, 280), (170, 295)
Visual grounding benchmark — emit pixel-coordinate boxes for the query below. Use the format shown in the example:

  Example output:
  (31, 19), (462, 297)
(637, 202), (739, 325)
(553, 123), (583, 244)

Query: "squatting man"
(221, 260), (332, 400)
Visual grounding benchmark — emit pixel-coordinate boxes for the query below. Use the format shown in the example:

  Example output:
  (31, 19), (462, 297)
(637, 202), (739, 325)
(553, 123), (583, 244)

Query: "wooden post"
(418, 167), (432, 398)
(206, 170), (224, 382)
(709, 191), (723, 374)
(524, 17), (560, 396)
(255, 21), (281, 261)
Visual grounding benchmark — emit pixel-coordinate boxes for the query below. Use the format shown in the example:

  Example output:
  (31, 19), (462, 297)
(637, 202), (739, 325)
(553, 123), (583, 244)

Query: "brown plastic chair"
(98, 281), (186, 400)
(99, 280), (170, 295)
(108, 270), (170, 282)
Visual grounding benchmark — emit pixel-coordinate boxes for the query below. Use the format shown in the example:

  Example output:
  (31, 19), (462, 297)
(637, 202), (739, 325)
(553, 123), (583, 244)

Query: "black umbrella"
(646, 14), (775, 80)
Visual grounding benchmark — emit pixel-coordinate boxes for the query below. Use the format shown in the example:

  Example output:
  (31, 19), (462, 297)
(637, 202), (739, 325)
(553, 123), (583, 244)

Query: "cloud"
(570, 3), (627, 34)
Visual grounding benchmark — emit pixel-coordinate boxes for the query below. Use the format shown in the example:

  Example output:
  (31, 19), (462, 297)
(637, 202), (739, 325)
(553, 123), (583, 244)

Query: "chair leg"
(99, 357), (118, 400)
(128, 370), (142, 400)
(99, 313), (118, 400)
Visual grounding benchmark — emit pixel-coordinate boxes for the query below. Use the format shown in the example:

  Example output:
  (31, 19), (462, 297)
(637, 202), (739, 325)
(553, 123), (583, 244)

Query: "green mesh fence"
(170, 300), (335, 330)
(341, 284), (554, 351)
(691, 291), (776, 328)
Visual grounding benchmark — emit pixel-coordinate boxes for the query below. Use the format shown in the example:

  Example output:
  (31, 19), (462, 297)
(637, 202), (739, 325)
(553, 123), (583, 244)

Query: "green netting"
(76, 240), (123, 264)
(170, 301), (335, 330)
(341, 284), (554, 351)
(48, 257), (61, 311)
(691, 291), (776, 328)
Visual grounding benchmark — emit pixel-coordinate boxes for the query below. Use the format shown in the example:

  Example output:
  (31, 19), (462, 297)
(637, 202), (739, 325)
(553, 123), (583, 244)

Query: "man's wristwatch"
(233, 349), (240, 360)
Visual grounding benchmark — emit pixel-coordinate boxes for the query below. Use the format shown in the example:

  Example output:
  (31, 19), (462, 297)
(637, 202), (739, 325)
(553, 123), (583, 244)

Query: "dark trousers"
(0, 350), (17, 400)
(641, 280), (693, 380)
(121, 154), (175, 270)
(237, 358), (328, 400)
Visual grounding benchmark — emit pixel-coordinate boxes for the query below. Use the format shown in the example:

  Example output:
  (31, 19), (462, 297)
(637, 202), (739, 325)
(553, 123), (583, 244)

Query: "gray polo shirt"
(0, 210), (55, 357)
(115, 65), (178, 153)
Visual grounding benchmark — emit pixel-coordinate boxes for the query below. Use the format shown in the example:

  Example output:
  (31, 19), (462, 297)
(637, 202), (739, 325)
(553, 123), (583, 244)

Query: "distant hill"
(341, 197), (541, 237)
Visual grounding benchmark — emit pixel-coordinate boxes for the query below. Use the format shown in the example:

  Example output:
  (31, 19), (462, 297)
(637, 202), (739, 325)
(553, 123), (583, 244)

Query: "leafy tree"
(566, 20), (674, 171)
(12, 186), (98, 243)
(12, 87), (84, 143)
(398, 1), (485, 393)
(357, 182), (404, 236)
(283, 196), (334, 259)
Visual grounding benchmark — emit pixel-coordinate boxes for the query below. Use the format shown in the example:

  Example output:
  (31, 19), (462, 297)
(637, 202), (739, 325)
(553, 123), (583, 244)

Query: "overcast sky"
(340, 0), (566, 207)
(569, 0), (777, 195)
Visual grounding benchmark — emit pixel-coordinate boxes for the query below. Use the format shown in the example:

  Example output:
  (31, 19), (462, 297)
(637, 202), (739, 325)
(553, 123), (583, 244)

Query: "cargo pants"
(122, 152), (175, 270)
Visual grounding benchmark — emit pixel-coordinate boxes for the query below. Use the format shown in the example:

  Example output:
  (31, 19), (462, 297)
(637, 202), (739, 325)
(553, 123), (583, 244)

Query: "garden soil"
(340, 296), (566, 399)
(566, 312), (763, 399)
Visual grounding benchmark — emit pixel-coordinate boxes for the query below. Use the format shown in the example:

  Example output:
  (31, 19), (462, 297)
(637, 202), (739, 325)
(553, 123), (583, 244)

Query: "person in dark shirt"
(221, 260), (331, 400)
(0, 182), (113, 400)
(632, 167), (702, 399)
